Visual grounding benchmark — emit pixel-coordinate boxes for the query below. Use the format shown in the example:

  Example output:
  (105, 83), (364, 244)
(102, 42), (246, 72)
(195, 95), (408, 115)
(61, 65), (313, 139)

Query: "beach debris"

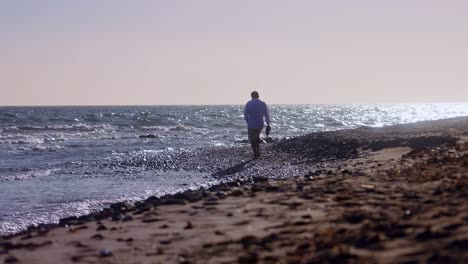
(68, 225), (88, 233)
(68, 241), (89, 248)
(234, 220), (251, 226)
(4, 255), (18, 263)
(111, 214), (123, 221)
(122, 215), (133, 222)
(202, 200), (219, 206)
(96, 224), (107, 231)
(159, 239), (171, 245)
(110, 201), (134, 213)
(238, 252), (258, 264)
(360, 184), (375, 190)
(230, 188), (244, 196)
(343, 211), (366, 224)
(184, 221), (193, 229)
(70, 255), (82, 262)
(142, 217), (162, 223)
(59, 216), (84, 227)
(239, 235), (257, 249)
(146, 246), (164, 256)
(90, 234), (104, 240)
(214, 230), (224, 235)
(341, 169), (351, 174)
(117, 237), (134, 242)
(20, 234), (32, 240)
(252, 176), (268, 183)
(138, 134), (158, 139)
(98, 249), (112, 257)
(36, 225), (51, 235)
(415, 227), (450, 241)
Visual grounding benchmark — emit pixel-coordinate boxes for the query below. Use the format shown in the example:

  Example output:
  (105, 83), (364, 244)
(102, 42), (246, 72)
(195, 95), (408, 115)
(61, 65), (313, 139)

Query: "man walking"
(244, 91), (270, 159)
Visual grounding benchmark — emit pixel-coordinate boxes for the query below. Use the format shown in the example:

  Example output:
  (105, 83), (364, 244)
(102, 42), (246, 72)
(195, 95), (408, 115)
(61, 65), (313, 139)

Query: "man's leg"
(248, 128), (261, 159)
(255, 130), (261, 158)
(248, 129), (257, 158)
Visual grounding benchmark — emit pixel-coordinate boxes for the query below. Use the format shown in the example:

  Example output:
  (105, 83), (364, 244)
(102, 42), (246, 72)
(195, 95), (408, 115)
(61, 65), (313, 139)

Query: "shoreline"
(1, 116), (468, 263)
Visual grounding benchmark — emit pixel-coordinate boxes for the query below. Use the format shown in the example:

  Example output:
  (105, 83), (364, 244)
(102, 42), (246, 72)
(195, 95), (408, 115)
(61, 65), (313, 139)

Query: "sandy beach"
(1, 116), (468, 264)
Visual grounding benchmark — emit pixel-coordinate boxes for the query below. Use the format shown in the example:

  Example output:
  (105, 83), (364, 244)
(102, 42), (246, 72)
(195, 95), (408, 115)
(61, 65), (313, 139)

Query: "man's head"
(251, 91), (259, 99)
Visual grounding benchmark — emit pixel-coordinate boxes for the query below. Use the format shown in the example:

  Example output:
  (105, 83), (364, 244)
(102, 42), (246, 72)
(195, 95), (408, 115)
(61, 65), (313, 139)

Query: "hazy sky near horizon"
(1, 1), (468, 106)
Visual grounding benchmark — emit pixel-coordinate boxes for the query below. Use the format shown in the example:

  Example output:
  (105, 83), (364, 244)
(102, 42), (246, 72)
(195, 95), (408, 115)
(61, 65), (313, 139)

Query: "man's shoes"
(254, 151), (260, 159)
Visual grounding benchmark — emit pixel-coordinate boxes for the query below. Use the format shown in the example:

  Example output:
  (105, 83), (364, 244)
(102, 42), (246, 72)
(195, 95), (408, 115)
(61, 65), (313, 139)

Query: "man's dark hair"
(251, 91), (259, 99)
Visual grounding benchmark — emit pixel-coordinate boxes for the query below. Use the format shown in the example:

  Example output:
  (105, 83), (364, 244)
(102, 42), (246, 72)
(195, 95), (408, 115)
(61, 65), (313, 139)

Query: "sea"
(1, 103), (468, 235)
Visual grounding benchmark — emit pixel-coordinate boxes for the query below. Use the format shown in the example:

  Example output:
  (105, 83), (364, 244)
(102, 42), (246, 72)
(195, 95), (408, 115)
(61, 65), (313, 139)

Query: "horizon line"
(1, 101), (467, 107)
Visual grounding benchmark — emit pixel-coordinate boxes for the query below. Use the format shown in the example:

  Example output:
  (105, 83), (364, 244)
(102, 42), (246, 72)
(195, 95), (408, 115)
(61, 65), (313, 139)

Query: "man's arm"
(244, 104), (248, 122)
(264, 103), (270, 125)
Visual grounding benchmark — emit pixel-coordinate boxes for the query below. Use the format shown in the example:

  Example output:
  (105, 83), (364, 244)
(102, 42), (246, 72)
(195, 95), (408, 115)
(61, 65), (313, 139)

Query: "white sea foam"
(169, 124), (191, 132)
(0, 169), (56, 181)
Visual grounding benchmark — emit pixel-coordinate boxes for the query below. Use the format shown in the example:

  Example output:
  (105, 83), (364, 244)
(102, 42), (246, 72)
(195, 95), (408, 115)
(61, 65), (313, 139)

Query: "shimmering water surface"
(1, 104), (468, 234)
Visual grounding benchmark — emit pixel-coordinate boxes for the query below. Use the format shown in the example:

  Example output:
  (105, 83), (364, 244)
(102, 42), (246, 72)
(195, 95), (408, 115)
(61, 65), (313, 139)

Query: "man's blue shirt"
(244, 98), (270, 129)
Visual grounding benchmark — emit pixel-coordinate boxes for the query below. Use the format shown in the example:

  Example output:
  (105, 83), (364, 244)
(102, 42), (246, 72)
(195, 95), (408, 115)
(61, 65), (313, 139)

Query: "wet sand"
(1, 117), (468, 263)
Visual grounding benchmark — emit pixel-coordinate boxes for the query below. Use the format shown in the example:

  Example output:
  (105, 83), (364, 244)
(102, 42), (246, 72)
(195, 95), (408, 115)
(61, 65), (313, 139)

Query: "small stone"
(341, 169), (351, 174)
(142, 217), (161, 223)
(96, 224), (107, 231)
(139, 134), (158, 139)
(70, 255), (82, 262)
(360, 184), (375, 190)
(91, 234), (104, 240)
(4, 255), (18, 263)
(122, 215), (133, 222)
(98, 249), (112, 257)
(20, 234), (32, 240)
(184, 221), (193, 229)
(112, 213), (124, 221)
(159, 239), (171, 245)
(203, 201), (219, 206)
(231, 189), (243, 196)
(343, 211), (366, 224)
(251, 184), (264, 192)
(117, 237), (134, 242)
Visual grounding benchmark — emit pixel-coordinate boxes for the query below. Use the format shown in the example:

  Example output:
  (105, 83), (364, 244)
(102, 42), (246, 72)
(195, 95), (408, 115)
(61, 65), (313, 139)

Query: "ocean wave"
(0, 123), (119, 133)
(140, 126), (171, 131)
(0, 168), (56, 181)
(31, 145), (63, 152)
(0, 198), (108, 235)
(0, 136), (45, 145)
(169, 125), (192, 132)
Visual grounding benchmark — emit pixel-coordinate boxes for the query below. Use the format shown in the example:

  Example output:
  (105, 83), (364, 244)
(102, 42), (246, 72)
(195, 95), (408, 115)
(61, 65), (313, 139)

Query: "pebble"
(96, 224), (107, 231)
(91, 234), (104, 240)
(184, 221), (194, 229)
(122, 215), (133, 222)
(142, 217), (161, 223)
(98, 249), (112, 257)
(4, 256), (18, 263)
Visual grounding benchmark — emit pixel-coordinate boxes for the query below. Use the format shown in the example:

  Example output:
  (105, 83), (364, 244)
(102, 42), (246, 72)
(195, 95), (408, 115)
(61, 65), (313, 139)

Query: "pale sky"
(1, 0), (467, 106)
